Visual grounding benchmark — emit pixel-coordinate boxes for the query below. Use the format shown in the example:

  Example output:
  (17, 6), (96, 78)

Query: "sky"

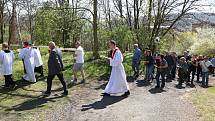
(194, 0), (215, 13)
(17, 0), (215, 15)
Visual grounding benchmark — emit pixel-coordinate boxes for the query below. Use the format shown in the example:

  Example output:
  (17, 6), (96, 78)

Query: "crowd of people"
(0, 41), (86, 96)
(0, 40), (214, 98)
(132, 45), (215, 89)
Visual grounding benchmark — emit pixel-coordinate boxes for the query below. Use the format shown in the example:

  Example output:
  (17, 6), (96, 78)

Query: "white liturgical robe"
(19, 47), (36, 82)
(105, 49), (129, 95)
(0, 50), (15, 75)
(33, 48), (43, 67)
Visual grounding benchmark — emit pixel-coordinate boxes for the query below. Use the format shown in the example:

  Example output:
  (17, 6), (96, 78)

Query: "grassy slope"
(0, 48), (134, 121)
(191, 86), (215, 121)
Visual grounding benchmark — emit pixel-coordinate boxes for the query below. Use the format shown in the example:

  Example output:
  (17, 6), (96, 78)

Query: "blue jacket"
(133, 48), (142, 62)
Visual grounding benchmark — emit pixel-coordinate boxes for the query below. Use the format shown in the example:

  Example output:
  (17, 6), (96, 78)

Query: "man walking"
(144, 50), (154, 81)
(197, 55), (204, 83)
(132, 44), (141, 78)
(165, 52), (174, 81)
(72, 41), (85, 84)
(155, 54), (168, 88)
(200, 56), (213, 87)
(44, 41), (68, 96)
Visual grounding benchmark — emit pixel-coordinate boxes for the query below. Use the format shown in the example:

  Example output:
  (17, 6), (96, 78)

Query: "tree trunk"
(126, 0), (132, 29)
(0, 0), (4, 43)
(93, 0), (99, 59)
(8, 3), (17, 46)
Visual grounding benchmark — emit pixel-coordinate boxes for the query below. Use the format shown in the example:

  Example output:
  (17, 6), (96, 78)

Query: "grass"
(0, 48), (134, 121)
(191, 86), (215, 121)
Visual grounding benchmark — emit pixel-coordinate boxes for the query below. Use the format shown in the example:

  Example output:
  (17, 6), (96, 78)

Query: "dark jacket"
(165, 55), (174, 66)
(48, 48), (64, 75)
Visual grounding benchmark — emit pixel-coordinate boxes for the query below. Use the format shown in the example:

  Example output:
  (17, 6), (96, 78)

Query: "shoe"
(22, 77), (28, 82)
(4, 86), (10, 89)
(43, 91), (51, 96)
(71, 79), (77, 84)
(10, 84), (16, 89)
(62, 90), (68, 96)
(80, 79), (86, 83)
(101, 93), (110, 96)
(161, 84), (165, 88)
(122, 91), (130, 97)
(155, 86), (160, 88)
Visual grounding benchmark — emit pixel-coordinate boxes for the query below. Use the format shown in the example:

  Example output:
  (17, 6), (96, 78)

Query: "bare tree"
(146, 0), (199, 52)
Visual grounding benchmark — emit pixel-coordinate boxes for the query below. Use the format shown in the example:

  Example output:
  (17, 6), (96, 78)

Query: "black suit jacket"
(48, 48), (64, 75)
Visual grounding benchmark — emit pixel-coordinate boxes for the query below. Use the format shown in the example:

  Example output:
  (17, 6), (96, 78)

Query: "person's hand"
(105, 57), (111, 61)
(144, 61), (148, 64)
(73, 53), (76, 57)
(17, 49), (21, 52)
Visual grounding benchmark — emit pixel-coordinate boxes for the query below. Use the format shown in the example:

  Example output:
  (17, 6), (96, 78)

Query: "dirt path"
(46, 77), (202, 121)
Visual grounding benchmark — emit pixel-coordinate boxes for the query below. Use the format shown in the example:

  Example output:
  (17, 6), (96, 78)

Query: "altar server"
(18, 42), (36, 83)
(103, 40), (130, 97)
(0, 43), (15, 88)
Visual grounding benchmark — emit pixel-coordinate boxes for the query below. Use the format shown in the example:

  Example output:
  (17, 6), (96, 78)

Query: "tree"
(93, 0), (99, 59)
(145, 0), (199, 53)
(0, 0), (8, 43)
(8, 2), (17, 46)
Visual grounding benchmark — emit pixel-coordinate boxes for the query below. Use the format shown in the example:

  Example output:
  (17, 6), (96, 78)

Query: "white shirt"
(0, 50), (15, 75)
(200, 60), (213, 72)
(33, 48), (43, 67)
(75, 46), (84, 63)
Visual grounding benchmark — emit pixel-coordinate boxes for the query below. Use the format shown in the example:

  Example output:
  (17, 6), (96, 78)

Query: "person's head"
(187, 50), (190, 54)
(48, 41), (56, 50)
(198, 55), (203, 59)
(75, 41), (81, 48)
(160, 54), (165, 59)
(192, 55), (197, 59)
(180, 57), (186, 63)
(23, 41), (29, 48)
(166, 52), (170, 56)
(2, 43), (9, 50)
(204, 56), (209, 61)
(108, 40), (116, 50)
(146, 50), (151, 56)
(134, 44), (138, 49)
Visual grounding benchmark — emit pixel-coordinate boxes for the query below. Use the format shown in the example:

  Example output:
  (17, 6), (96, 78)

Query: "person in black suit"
(43, 41), (68, 96)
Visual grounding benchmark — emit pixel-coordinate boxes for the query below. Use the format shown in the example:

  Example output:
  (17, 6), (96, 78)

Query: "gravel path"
(46, 77), (202, 121)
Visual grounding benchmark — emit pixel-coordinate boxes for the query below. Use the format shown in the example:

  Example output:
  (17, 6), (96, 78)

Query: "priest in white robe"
(103, 40), (130, 97)
(0, 43), (16, 88)
(18, 42), (36, 83)
(33, 47), (44, 77)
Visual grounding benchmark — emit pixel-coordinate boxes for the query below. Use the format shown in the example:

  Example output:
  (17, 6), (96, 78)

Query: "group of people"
(0, 42), (44, 88)
(132, 46), (215, 89)
(1, 40), (214, 97)
(0, 41), (86, 96)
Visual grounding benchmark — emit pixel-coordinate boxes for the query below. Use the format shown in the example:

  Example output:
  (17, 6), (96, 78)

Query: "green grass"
(0, 48), (134, 121)
(191, 87), (215, 121)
